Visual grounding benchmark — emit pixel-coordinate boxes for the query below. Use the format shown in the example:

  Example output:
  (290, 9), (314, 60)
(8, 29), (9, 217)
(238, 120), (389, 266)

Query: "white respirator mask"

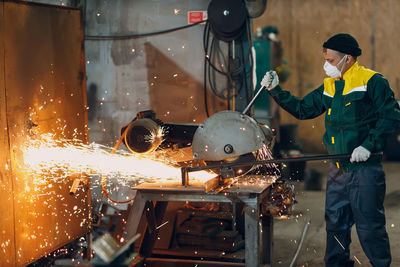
(324, 55), (348, 78)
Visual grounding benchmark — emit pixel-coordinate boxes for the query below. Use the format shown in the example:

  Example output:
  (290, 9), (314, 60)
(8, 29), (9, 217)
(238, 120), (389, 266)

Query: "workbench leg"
(123, 191), (146, 241)
(261, 214), (273, 265)
(85, 232), (92, 260)
(244, 203), (260, 267)
(139, 201), (168, 257)
(232, 202), (237, 231)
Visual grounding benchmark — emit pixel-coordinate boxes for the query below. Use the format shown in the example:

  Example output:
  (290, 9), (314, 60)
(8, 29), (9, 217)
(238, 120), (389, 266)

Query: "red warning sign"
(188, 11), (207, 24)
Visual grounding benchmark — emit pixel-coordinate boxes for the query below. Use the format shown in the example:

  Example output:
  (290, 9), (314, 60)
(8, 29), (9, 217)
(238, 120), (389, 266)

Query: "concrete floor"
(273, 160), (400, 267)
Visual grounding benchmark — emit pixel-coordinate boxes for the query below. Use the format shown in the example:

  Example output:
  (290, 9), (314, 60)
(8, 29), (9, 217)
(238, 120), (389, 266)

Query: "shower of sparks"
(333, 235), (346, 250)
(353, 255), (362, 265)
(255, 144), (281, 176)
(22, 132), (215, 189)
(334, 233), (363, 264)
(156, 221), (169, 230)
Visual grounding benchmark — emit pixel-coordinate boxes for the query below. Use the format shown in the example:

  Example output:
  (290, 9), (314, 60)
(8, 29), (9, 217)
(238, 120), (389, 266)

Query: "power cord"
(86, 20), (207, 40)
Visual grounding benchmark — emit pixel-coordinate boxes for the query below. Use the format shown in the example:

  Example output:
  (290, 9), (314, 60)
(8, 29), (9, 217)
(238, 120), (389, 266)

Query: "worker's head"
(322, 33), (361, 78)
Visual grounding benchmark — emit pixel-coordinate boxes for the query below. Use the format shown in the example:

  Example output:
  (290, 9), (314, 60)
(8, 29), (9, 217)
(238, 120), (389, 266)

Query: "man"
(261, 33), (400, 267)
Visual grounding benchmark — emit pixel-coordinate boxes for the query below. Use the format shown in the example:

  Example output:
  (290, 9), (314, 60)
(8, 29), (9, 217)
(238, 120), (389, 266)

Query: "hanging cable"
(245, 18), (255, 106)
(203, 21), (211, 117)
(203, 24), (230, 76)
(203, 52), (210, 118)
(208, 38), (233, 99)
(202, 19), (255, 113)
(86, 20), (207, 40)
(240, 36), (250, 104)
(202, 0), (256, 115)
(227, 42), (232, 110)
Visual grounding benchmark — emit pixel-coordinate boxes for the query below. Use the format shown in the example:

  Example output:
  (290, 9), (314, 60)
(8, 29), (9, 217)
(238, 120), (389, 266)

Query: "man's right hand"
(261, 70), (279, 90)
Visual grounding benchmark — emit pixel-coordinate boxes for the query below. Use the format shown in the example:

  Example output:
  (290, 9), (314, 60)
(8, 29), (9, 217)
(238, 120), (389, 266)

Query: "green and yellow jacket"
(269, 62), (400, 171)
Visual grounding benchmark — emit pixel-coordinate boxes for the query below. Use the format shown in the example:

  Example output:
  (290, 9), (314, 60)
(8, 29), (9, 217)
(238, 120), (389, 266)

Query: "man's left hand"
(350, 146), (371, 163)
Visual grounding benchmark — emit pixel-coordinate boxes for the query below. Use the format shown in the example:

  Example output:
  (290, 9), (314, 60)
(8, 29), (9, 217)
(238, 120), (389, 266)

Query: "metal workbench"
(122, 176), (275, 267)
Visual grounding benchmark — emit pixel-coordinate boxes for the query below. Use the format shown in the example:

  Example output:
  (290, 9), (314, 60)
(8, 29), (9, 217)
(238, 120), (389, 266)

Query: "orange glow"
(22, 132), (215, 188)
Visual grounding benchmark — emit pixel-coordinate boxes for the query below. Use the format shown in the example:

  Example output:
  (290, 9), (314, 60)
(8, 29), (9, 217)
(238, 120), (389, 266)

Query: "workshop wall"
(26, 0), (400, 154)
(254, 0), (400, 153)
(84, 0), (225, 146)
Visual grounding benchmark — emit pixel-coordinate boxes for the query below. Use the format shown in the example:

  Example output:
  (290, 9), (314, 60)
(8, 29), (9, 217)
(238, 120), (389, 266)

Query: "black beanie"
(323, 33), (362, 57)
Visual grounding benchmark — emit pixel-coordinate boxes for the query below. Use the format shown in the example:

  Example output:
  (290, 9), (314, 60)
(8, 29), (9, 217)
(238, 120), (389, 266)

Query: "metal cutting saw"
(120, 108), (275, 189)
(120, 79), (280, 191)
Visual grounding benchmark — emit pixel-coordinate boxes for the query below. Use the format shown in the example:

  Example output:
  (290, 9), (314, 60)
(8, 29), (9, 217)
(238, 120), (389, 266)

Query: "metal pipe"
(289, 221), (311, 267)
(181, 152), (383, 184)
(185, 152), (381, 172)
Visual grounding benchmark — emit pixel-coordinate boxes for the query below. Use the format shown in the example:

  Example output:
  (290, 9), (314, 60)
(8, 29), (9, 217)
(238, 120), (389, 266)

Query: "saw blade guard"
(192, 111), (270, 161)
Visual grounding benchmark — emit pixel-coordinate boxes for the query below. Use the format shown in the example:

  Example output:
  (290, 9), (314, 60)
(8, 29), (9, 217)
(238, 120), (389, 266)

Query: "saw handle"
(242, 85), (266, 115)
(242, 71), (274, 115)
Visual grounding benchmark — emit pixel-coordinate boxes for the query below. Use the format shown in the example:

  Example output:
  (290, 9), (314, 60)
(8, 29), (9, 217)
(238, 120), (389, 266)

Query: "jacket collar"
(342, 61), (359, 80)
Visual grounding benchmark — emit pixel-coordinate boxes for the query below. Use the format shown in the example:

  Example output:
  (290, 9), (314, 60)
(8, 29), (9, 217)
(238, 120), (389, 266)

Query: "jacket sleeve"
(361, 74), (400, 152)
(268, 84), (326, 120)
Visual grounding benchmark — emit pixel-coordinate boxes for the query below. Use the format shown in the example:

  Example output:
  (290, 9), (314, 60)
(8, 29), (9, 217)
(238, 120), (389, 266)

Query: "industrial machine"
(110, 103), (295, 267)
(121, 109), (275, 182)
(114, 108), (364, 267)
(108, 0), (291, 262)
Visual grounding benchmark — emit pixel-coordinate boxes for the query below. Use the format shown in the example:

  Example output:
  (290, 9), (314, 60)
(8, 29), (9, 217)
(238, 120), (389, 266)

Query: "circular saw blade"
(205, 152), (257, 178)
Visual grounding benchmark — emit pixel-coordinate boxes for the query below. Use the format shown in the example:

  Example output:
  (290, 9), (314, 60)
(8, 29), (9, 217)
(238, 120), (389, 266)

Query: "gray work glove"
(350, 146), (371, 163)
(261, 70), (279, 90)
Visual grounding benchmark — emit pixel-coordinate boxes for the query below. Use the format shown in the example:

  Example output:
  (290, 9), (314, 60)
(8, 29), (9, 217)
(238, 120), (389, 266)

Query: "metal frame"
(122, 179), (273, 267)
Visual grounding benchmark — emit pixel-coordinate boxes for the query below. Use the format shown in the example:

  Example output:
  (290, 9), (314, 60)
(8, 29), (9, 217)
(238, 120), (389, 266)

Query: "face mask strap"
(338, 55), (348, 74)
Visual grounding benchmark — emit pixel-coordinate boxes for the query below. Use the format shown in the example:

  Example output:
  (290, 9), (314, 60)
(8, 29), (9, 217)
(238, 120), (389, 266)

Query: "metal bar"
(140, 192), (261, 206)
(182, 152), (383, 177)
(144, 257), (246, 266)
(289, 221), (311, 267)
(145, 193), (232, 203)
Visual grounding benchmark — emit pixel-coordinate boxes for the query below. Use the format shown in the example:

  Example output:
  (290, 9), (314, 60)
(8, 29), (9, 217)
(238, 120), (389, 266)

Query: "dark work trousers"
(324, 163), (391, 267)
